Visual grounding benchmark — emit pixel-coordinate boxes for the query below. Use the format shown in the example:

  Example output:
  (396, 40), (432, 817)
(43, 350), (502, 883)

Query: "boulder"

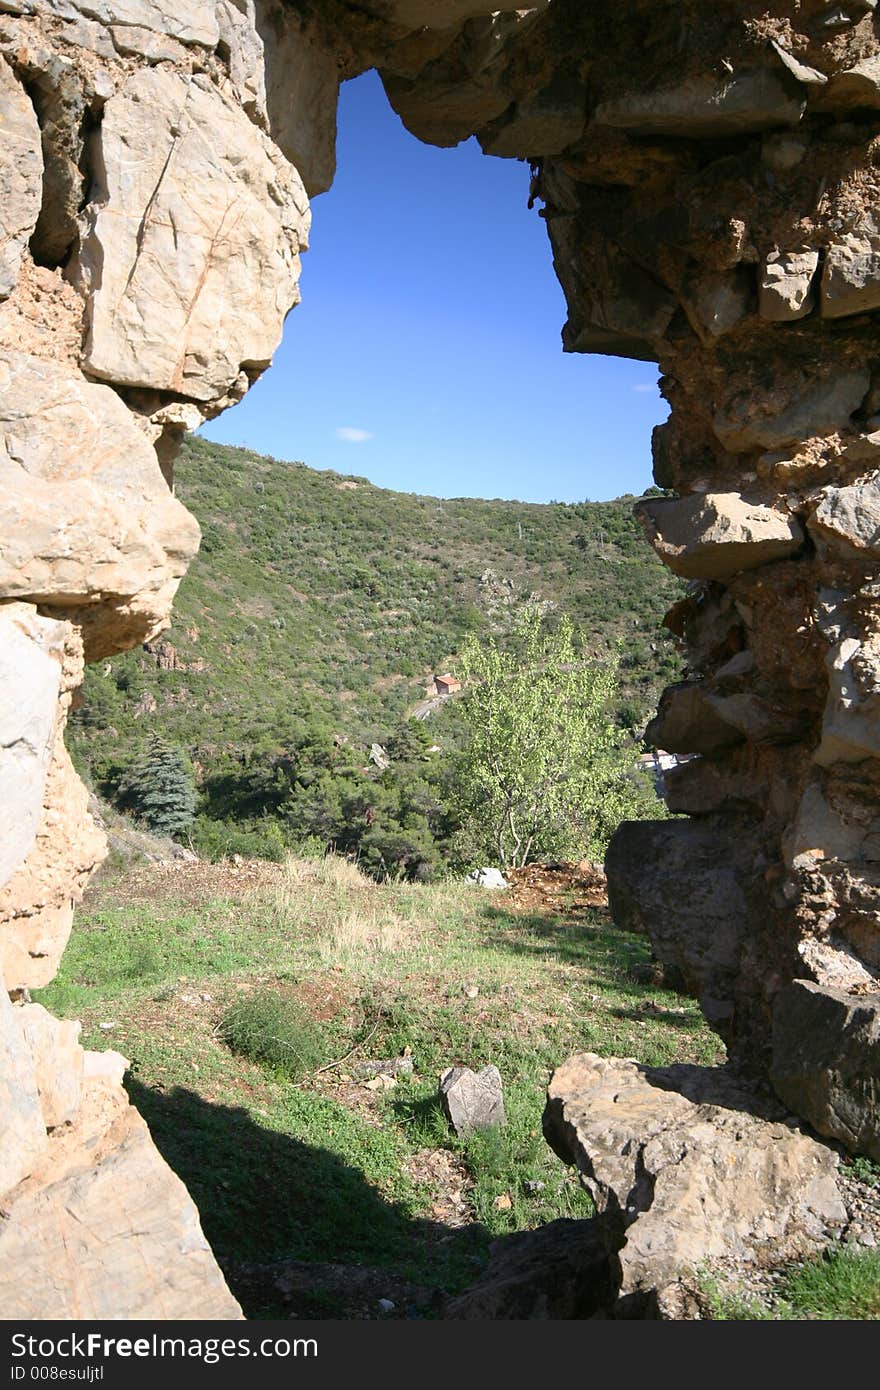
(0, 985), (46, 1199)
(544, 1053), (846, 1314)
(592, 69), (804, 139)
(771, 980), (880, 1161)
(0, 1077), (243, 1318)
(821, 233), (880, 319)
(445, 1217), (613, 1319)
(759, 249), (819, 321)
(808, 478), (880, 562)
(75, 67), (310, 404)
(439, 1064), (505, 1137)
(0, 351), (201, 659)
(466, 867), (508, 889)
(635, 493), (803, 581)
(16, 1002), (83, 1129)
(0, 56), (43, 300)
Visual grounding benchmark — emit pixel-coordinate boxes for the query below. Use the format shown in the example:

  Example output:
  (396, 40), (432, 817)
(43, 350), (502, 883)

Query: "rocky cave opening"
(2, 0), (880, 1320)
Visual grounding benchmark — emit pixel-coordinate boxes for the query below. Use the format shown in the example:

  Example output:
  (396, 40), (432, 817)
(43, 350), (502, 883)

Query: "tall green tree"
(119, 733), (197, 838)
(455, 604), (657, 868)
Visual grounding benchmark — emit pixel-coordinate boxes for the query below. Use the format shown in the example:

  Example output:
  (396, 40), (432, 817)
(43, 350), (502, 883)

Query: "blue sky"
(201, 70), (666, 503)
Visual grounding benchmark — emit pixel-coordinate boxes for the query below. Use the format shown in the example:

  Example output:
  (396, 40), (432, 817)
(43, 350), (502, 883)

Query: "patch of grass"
(217, 991), (329, 1081)
(702, 1247), (880, 1320)
(783, 1246), (880, 1319)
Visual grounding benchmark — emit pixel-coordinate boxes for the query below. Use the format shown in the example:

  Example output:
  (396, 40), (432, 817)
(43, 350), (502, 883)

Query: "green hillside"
(70, 436), (682, 866)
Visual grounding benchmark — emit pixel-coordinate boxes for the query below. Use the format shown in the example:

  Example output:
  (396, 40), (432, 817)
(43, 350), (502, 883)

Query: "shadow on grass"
(126, 1078), (490, 1318)
(479, 905), (660, 983)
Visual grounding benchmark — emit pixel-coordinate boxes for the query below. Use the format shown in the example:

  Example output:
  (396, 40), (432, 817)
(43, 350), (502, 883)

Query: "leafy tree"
(118, 734), (197, 838)
(454, 604), (657, 869)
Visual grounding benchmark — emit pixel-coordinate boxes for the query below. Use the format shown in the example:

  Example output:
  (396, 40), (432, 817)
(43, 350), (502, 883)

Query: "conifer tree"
(120, 734), (197, 838)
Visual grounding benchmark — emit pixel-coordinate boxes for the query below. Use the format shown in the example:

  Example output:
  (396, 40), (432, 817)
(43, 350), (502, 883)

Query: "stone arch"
(2, 0), (880, 1317)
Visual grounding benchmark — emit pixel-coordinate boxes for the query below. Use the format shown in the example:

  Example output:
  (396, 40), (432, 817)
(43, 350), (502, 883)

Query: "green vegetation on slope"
(36, 854), (720, 1315)
(70, 437), (683, 863)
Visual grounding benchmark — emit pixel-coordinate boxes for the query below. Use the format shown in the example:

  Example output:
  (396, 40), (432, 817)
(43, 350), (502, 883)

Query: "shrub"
(217, 990), (328, 1080)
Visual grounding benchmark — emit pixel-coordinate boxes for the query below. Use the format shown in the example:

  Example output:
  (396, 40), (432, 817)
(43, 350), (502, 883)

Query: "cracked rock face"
(75, 66), (310, 405)
(0, 350), (202, 656)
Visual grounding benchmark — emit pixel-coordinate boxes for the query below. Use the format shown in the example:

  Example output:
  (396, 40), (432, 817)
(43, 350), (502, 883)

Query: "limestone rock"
(27, 0), (219, 47)
(782, 782), (878, 870)
(257, 10), (339, 195)
(0, 350), (201, 657)
(647, 681), (806, 754)
(0, 619), (105, 990)
(544, 1053), (846, 1313)
(0, 985), (46, 1199)
(821, 233), (880, 318)
(772, 981), (880, 1161)
(683, 268), (752, 339)
(439, 1064), (505, 1137)
(605, 817), (765, 1026)
(109, 21), (183, 61)
(759, 249), (819, 321)
(0, 605), (66, 890)
(593, 69), (804, 139)
(0, 57), (43, 299)
(635, 493), (803, 580)
(363, 0), (546, 31)
(217, 0), (266, 123)
(554, 234), (676, 362)
(826, 55), (880, 108)
(445, 1217), (613, 1319)
(712, 369), (869, 450)
(480, 77), (586, 159)
(815, 598), (880, 766)
(75, 68), (310, 404)
(16, 1001), (82, 1128)
(646, 683), (746, 755)
(808, 478), (880, 562)
(0, 1077), (243, 1318)
(466, 867), (508, 889)
(83, 1048), (129, 1086)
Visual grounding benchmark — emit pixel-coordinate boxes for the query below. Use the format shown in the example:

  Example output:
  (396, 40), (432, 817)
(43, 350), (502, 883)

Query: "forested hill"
(70, 435), (683, 850)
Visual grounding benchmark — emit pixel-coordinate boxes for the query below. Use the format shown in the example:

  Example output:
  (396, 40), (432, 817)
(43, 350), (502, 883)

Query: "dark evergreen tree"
(119, 734), (197, 838)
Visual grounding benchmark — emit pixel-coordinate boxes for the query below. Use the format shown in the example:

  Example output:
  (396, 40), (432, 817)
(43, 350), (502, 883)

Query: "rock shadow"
(126, 1078), (491, 1319)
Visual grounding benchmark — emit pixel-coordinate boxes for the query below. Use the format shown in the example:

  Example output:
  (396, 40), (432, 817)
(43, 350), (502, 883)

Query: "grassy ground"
(36, 852), (721, 1317)
(702, 1246), (880, 1320)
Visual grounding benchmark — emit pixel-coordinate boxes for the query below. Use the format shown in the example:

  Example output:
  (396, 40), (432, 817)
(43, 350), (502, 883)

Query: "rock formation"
(4, 0), (880, 1317)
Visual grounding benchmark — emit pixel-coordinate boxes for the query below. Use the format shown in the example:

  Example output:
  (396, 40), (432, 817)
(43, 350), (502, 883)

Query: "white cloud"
(632, 383), (657, 394)
(336, 426), (373, 443)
